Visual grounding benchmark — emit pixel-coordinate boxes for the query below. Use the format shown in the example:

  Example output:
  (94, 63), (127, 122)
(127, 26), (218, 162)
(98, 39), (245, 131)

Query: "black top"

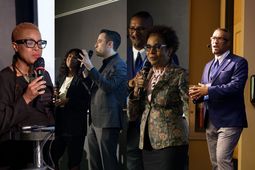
(55, 76), (91, 136)
(0, 67), (55, 140)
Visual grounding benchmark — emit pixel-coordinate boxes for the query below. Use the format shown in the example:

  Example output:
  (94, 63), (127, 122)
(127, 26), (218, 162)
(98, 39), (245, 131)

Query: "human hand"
(55, 97), (69, 107)
(133, 73), (145, 96)
(189, 83), (208, 100)
(79, 49), (94, 70)
(23, 76), (46, 104)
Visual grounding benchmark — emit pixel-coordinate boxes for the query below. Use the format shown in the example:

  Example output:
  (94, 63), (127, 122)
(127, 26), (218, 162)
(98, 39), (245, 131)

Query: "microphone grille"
(34, 57), (45, 68)
(88, 50), (93, 58)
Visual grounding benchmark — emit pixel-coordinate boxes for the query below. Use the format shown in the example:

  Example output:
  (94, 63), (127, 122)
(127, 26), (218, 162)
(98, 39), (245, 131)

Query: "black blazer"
(55, 76), (91, 136)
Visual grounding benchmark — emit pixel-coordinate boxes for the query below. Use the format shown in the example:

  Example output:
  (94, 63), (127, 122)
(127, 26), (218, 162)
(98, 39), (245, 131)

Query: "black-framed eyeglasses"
(210, 36), (228, 42)
(144, 44), (167, 52)
(15, 39), (47, 49)
(128, 26), (146, 33)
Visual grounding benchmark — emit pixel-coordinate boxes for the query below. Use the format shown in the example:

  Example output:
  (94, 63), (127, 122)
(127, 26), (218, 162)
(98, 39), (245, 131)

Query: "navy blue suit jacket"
(127, 48), (143, 80)
(200, 53), (248, 128)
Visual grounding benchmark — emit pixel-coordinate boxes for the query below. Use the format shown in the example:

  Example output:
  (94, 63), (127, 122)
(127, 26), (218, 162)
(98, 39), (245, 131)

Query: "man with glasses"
(126, 11), (153, 170)
(189, 28), (248, 170)
(127, 11), (153, 81)
(0, 22), (54, 169)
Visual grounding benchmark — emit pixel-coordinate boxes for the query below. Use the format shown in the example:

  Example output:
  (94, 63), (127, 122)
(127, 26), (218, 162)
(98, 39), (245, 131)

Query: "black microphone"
(78, 50), (93, 76)
(88, 50), (93, 59)
(141, 60), (152, 79)
(207, 44), (211, 48)
(34, 57), (45, 77)
(138, 60), (152, 94)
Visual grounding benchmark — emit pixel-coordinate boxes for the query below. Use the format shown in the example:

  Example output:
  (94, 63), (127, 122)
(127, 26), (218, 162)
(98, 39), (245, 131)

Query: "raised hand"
(23, 76), (46, 104)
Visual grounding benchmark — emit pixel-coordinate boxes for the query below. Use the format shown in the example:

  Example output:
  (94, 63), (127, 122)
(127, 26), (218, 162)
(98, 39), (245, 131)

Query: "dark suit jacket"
(55, 76), (91, 136)
(89, 53), (127, 128)
(200, 53), (248, 129)
(127, 48), (138, 80)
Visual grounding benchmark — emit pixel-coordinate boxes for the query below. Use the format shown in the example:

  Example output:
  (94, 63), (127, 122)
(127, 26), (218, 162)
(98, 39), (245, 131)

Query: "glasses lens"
(155, 44), (162, 50)
(145, 45), (152, 51)
(25, 40), (36, 48)
(38, 40), (47, 49)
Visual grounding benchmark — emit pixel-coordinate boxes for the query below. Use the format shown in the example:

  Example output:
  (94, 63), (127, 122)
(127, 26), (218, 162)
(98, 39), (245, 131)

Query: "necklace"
(14, 65), (30, 82)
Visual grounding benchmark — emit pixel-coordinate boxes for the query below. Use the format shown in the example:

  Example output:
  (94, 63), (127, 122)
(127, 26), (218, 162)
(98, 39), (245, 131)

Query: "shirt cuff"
(204, 95), (209, 101)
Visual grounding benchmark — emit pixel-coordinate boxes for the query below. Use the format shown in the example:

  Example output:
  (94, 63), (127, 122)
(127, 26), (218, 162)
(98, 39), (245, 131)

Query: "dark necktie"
(210, 59), (219, 80)
(135, 52), (143, 73)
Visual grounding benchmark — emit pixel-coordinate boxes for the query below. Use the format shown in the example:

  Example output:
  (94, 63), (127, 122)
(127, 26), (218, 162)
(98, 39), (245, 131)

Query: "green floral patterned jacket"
(128, 64), (189, 150)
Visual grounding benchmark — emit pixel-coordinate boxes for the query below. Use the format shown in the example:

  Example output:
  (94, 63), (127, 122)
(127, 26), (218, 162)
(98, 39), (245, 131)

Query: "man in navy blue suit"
(189, 28), (248, 170)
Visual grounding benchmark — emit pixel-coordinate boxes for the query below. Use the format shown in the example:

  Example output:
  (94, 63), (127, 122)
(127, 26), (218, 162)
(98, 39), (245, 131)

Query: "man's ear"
(107, 41), (114, 48)
(12, 42), (18, 52)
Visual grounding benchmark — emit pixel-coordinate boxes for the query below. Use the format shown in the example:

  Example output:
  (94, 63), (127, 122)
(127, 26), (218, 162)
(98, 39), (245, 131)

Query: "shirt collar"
(132, 46), (146, 62)
(214, 50), (230, 64)
(102, 53), (117, 65)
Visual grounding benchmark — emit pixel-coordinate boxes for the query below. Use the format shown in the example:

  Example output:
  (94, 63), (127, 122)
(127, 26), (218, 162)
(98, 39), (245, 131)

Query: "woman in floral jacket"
(128, 25), (189, 170)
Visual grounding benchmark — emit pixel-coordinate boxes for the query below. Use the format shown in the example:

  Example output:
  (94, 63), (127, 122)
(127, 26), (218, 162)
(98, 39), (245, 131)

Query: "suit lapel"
(206, 60), (214, 83)
(90, 55), (118, 91)
(101, 55), (117, 75)
(127, 48), (135, 79)
(211, 54), (232, 84)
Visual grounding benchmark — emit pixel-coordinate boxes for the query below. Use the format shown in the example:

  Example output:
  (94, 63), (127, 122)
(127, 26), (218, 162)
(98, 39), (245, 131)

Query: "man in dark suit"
(80, 29), (127, 170)
(127, 11), (153, 170)
(189, 28), (248, 170)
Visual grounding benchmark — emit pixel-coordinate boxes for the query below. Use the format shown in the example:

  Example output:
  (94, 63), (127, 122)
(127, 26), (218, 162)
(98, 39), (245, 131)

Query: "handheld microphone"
(79, 50), (93, 76)
(88, 50), (93, 59)
(34, 57), (45, 77)
(138, 60), (152, 94)
(141, 60), (152, 79)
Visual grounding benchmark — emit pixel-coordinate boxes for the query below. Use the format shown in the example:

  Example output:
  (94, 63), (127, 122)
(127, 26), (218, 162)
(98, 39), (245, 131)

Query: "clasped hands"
(189, 83), (209, 100)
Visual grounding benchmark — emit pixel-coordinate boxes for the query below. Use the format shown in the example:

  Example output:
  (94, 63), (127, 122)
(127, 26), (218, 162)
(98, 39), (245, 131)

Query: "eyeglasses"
(15, 39), (47, 49)
(210, 36), (228, 42)
(128, 26), (146, 33)
(144, 44), (167, 52)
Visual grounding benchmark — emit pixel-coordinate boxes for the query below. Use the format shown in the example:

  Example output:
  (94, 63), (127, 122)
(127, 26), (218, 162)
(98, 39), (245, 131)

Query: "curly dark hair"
(58, 48), (84, 80)
(146, 25), (179, 54)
